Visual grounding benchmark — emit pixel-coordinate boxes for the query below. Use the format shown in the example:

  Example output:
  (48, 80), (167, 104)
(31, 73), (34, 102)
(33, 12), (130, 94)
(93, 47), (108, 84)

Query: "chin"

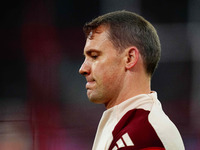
(88, 96), (104, 104)
(87, 90), (106, 104)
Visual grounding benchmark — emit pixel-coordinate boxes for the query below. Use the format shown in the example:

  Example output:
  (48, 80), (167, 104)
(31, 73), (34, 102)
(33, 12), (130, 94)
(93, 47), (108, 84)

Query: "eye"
(90, 51), (99, 59)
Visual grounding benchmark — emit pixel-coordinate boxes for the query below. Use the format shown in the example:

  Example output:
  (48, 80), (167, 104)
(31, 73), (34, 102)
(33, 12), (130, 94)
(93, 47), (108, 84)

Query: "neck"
(105, 73), (151, 109)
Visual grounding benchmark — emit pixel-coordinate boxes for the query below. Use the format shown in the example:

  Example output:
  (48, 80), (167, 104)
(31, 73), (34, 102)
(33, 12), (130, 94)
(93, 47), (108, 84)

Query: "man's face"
(79, 26), (125, 105)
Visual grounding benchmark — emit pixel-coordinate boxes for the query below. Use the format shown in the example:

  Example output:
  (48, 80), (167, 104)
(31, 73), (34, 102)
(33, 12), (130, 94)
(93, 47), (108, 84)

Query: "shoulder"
(109, 109), (164, 150)
(148, 102), (185, 150)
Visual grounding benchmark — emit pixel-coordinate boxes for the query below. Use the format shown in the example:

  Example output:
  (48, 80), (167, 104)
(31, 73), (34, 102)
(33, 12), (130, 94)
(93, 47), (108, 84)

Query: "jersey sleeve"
(108, 109), (165, 150)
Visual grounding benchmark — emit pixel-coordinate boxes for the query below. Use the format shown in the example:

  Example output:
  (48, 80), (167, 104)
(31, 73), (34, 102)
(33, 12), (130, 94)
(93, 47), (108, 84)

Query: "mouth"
(86, 79), (96, 89)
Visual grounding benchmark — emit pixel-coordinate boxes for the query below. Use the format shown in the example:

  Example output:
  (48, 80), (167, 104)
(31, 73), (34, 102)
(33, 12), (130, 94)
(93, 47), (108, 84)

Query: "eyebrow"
(83, 49), (101, 56)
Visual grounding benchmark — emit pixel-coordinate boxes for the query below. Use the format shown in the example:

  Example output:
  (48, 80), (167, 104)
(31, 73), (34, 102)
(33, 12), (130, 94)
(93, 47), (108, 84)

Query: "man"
(79, 10), (185, 150)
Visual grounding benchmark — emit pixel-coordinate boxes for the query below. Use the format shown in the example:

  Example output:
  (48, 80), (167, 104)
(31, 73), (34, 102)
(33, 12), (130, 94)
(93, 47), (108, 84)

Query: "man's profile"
(79, 10), (185, 150)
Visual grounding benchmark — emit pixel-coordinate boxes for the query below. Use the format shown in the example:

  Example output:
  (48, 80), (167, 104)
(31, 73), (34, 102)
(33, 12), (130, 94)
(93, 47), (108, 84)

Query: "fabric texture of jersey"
(92, 92), (185, 150)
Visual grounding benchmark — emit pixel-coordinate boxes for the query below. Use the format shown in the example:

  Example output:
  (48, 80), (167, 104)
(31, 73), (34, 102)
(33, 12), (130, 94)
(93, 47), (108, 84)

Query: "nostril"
(79, 68), (88, 76)
(82, 72), (88, 76)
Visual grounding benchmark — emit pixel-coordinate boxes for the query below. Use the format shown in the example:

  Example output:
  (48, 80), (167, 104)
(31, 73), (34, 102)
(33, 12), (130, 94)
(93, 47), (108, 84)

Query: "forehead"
(84, 25), (113, 53)
(88, 25), (109, 39)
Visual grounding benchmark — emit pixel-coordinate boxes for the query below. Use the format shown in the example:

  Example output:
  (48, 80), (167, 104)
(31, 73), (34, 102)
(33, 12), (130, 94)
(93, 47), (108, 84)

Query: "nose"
(79, 60), (90, 76)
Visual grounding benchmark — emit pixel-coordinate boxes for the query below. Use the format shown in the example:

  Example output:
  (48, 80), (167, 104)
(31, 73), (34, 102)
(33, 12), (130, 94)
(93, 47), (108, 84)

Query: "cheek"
(92, 64), (112, 86)
(102, 65), (120, 86)
(93, 58), (123, 85)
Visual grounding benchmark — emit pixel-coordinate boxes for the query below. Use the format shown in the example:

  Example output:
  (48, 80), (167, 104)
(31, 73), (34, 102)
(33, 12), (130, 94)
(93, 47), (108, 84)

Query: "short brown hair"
(83, 10), (161, 77)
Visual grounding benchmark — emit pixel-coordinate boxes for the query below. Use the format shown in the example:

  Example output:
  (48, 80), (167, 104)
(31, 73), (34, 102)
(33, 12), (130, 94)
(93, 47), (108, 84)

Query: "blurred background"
(0, 0), (200, 149)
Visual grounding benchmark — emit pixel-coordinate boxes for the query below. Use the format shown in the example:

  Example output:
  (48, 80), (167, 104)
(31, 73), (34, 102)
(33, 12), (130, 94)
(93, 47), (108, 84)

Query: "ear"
(125, 47), (139, 70)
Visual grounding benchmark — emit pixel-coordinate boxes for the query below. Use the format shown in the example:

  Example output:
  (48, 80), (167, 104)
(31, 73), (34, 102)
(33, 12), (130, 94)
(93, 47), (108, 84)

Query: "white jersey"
(92, 92), (185, 150)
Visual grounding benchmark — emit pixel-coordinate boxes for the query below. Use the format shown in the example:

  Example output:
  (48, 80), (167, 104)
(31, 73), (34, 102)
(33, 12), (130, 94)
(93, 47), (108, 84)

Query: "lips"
(86, 79), (96, 89)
